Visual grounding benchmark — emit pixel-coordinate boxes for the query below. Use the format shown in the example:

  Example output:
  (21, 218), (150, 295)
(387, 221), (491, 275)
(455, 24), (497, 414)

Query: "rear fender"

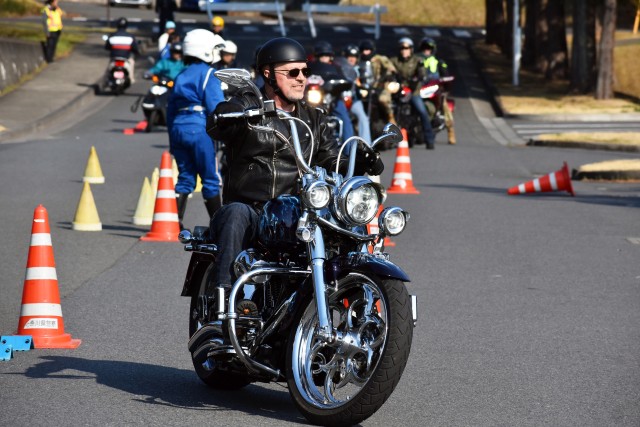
(180, 252), (216, 297)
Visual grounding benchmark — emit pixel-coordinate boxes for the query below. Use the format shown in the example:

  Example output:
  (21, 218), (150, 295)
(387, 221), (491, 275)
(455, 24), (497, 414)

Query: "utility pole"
(512, 0), (521, 86)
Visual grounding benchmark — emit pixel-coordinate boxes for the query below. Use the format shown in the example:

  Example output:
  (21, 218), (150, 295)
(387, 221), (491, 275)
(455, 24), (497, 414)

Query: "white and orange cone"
(140, 151), (181, 241)
(387, 129), (420, 194)
(507, 162), (575, 196)
(17, 205), (81, 349)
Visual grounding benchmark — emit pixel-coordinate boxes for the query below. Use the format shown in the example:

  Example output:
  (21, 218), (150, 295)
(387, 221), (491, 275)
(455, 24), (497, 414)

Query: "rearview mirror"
(372, 123), (403, 148)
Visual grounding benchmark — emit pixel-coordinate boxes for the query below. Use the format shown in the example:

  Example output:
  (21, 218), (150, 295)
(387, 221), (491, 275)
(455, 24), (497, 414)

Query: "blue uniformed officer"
(166, 29), (226, 229)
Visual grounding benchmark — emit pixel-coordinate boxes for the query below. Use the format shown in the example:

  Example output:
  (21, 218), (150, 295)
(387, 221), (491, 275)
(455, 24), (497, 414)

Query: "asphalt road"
(1, 8), (640, 427)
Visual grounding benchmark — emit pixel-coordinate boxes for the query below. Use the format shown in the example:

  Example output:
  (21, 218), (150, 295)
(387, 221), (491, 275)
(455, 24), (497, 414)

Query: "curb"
(527, 139), (640, 153)
(573, 169), (640, 181)
(0, 83), (99, 144)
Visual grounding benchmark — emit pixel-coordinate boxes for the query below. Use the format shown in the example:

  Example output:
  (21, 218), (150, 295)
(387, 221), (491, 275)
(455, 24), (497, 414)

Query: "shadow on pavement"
(21, 355), (304, 422)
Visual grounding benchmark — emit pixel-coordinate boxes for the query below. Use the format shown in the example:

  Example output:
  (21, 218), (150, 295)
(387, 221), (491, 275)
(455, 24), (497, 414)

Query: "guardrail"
(302, 1), (388, 39)
(202, 1), (287, 36)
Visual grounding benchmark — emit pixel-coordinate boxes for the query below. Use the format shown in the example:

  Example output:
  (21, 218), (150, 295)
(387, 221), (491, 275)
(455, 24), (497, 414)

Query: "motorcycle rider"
(166, 29), (226, 230)
(390, 37), (436, 149)
(334, 44), (371, 145)
(419, 37), (456, 145)
(308, 41), (355, 145)
(146, 42), (185, 81)
(205, 37), (384, 294)
(104, 17), (140, 84)
(358, 39), (397, 126)
(157, 20), (176, 52)
(213, 40), (238, 70)
(211, 15), (225, 38)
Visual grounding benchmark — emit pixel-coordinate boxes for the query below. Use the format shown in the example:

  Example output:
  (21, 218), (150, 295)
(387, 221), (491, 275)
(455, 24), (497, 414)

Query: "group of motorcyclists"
(101, 18), (455, 229)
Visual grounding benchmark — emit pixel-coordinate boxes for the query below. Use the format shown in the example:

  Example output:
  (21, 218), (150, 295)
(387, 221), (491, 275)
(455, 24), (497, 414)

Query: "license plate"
(114, 71), (125, 79)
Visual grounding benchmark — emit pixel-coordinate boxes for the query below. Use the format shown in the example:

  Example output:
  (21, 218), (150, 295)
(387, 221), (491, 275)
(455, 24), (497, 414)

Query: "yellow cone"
(133, 177), (154, 226)
(72, 182), (102, 231)
(151, 167), (159, 198)
(83, 146), (105, 184)
(194, 174), (202, 193)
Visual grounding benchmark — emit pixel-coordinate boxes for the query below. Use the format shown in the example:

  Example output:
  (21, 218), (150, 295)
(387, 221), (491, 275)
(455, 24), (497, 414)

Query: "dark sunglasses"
(274, 67), (311, 78)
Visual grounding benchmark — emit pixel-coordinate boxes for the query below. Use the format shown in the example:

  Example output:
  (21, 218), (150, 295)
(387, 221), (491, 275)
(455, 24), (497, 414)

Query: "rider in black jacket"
(206, 37), (383, 291)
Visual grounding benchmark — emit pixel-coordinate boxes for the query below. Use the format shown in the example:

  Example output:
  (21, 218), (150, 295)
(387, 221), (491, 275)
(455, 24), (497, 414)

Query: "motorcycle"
(105, 56), (131, 96)
(420, 75), (455, 134)
(387, 79), (425, 148)
(179, 68), (417, 426)
(131, 74), (173, 133)
(306, 75), (353, 147)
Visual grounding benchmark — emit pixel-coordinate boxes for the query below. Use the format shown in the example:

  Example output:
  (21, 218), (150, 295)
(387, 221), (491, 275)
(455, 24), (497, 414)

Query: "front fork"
(308, 225), (334, 342)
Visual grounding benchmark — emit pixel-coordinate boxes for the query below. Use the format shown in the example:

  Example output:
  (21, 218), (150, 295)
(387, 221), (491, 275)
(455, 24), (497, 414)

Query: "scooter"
(104, 56), (131, 96)
(131, 74), (173, 133)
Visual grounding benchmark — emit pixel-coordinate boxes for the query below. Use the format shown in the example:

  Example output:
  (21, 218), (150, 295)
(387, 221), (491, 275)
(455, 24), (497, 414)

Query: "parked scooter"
(131, 74), (174, 132)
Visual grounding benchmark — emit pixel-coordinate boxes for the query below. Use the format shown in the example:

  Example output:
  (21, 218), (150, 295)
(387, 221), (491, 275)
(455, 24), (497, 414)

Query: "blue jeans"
(332, 99), (355, 143)
(208, 203), (260, 287)
(169, 119), (221, 199)
(350, 99), (371, 143)
(410, 95), (435, 146)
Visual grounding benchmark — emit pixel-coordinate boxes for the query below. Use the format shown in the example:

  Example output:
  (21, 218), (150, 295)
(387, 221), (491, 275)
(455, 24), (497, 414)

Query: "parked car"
(109, 0), (153, 9)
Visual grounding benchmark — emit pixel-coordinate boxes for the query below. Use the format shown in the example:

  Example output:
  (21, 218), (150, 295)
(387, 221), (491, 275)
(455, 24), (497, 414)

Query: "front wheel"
(286, 273), (413, 426)
(189, 265), (251, 390)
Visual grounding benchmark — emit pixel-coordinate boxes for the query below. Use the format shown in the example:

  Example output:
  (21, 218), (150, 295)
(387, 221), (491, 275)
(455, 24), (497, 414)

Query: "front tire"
(189, 265), (251, 390)
(286, 273), (413, 426)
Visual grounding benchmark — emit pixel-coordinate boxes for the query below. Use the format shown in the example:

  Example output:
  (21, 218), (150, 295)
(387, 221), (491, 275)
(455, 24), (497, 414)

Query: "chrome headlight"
(301, 181), (331, 209)
(379, 207), (409, 236)
(307, 87), (323, 105)
(334, 177), (382, 226)
(386, 81), (401, 94)
(150, 85), (168, 96)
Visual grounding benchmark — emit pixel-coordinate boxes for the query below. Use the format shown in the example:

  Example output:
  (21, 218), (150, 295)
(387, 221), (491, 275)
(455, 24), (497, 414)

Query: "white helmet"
(183, 29), (225, 64)
(221, 40), (238, 55)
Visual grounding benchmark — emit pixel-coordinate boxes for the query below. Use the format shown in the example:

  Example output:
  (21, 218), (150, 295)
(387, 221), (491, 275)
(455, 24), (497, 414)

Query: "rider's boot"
(447, 127), (456, 145)
(176, 193), (189, 230)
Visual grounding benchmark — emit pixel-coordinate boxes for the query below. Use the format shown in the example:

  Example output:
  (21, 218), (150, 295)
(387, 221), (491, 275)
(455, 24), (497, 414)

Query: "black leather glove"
(355, 149), (384, 176)
(366, 150), (384, 176)
(207, 102), (244, 133)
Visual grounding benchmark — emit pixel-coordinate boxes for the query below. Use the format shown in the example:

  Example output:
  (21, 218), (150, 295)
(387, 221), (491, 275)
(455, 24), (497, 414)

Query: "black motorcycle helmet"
(343, 43), (360, 58)
(359, 39), (376, 60)
(256, 38), (307, 101)
(170, 42), (183, 55)
(313, 41), (334, 58)
(419, 37), (437, 54)
(116, 17), (128, 30)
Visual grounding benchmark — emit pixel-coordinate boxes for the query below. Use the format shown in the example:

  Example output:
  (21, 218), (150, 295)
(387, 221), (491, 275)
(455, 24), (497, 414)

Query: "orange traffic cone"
(387, 129), (420, 194)
(507, 162), (575, 196)
(140, 151), (180, 241)
(16, 205), (81, 349)
(366, 205), (395, 252)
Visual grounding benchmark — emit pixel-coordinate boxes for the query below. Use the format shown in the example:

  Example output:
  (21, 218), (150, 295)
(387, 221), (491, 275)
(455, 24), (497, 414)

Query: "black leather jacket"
(208, 87), (342, 206)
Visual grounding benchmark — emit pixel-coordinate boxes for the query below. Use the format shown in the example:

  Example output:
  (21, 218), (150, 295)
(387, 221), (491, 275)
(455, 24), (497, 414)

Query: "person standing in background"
(156, 0), (177, 39)
(42, 0), (63, 63)
(158, 20), (176, 52)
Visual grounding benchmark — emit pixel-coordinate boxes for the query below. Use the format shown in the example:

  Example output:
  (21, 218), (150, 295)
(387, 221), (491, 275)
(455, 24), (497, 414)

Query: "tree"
(570, 0), (597, 93)
(595, 0), (616, 99)
(544, 0), (568, 79)
(485, 0), (506, 46)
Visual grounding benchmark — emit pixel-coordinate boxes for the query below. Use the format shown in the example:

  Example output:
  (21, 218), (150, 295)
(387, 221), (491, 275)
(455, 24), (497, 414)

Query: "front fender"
(331, 253), (410, 283)
(180, 252), (216, 297)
